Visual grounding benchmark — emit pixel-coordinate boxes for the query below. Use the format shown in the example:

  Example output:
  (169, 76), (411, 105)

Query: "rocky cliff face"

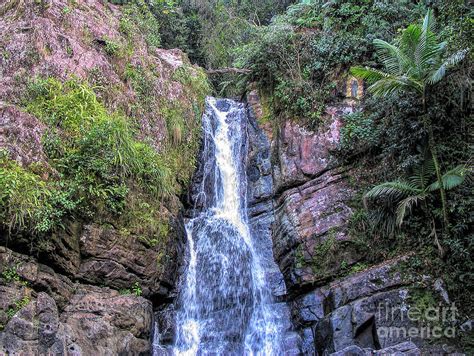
(247, 91), (457, 355)
(1, 246), (153, 354)
(0, 1), (206, 354)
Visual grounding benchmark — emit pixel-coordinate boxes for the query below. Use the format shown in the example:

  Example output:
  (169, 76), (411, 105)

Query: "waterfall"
(171, 97), (285, 355)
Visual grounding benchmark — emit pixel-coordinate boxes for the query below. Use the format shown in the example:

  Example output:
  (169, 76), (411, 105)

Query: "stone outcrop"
(330, 341), (421, 356)
(0, 247), (153, 355)
(1, 221), (184, 301)
(271, 105), (356, 292)
(77, 223), (184, 299)
(295, 257), (419, 355)
(246, 90), (459, 354)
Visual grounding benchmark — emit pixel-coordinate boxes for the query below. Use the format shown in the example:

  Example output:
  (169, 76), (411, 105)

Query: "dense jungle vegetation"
(0, 0), (472, 349)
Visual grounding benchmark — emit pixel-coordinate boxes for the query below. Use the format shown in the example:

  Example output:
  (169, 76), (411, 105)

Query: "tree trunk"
(422, 92), (449, 229)
(427, 123), (449, 227)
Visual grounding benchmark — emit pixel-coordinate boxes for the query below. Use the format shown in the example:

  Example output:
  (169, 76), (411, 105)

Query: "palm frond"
(400, 24), (422, 65)
(367, 208), (397, 237)
(365, 180), (421, 202)
(445, 48), (469, 66)
(428, 48), (469, 84)
(422, 8), (437, 34)
(429, 63), (447, 85)
(416, 29), (443, 71)
(428, 165), (469, 191)
(350, 66), (387, 83)
(410, 156), (435, 190)
(396, 194), (426, 227)
(368, 75), (422, 97)
(373, 39), (411, 75)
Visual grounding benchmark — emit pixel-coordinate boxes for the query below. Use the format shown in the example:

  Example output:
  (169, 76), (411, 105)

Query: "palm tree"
(350, 9), (468, 228)
(364, 157), (470, 256)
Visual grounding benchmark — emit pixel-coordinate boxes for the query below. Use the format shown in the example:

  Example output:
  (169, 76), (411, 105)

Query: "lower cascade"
(169, 97), (288, 355)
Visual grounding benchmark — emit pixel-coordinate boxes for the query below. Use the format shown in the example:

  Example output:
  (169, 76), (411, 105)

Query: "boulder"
(0, 282), (153, 355)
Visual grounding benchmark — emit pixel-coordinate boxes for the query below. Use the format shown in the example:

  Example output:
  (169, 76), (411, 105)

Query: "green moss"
(257, 91), (274, 125)
(1, 263), (27, 286)
(408, 288), (440, 326)
(349, 262), (369, 274)
(124, 63), (155, 109)
(0, 294), (31, 331)
(311, 235), (337, 277)
(118, 282), (142, 296)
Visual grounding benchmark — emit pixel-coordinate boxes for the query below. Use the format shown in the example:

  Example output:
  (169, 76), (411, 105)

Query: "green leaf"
(396, 194), (426, 227)
(364, 180), (421, 202)
(428, 165), (470, 191)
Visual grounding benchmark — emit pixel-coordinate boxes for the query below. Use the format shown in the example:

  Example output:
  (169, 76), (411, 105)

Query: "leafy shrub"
(233, 0), (425, 127)
(0, 152), (79, 234)
(103, 37), (122, 56)
(4, 78), (181, 235)
(26, 77), (104, 135)
(0, 153), (51, 233)
(339, 110), (380, 154)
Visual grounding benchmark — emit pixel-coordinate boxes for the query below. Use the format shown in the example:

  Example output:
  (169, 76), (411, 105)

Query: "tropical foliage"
(364, 156), (470, 254)
(351, 9), (469, 230)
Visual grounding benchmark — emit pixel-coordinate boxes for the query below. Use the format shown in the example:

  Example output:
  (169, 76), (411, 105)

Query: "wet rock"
(246, 104), (287, 297)
(156, 304), (177, 345)
(330, 341), (421, 356)
(300, 327), (316, 355)
(282, 331), (303, 355)
(373, 341), (420, 355)
(292, 289), (327, 326)
(293, 258), (424, 354)
(330, 345), (366, 356)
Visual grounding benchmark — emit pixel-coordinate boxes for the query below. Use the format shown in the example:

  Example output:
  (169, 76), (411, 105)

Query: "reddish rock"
(0, 104), (47, 167)
(273, 106), (351, 192)
(271, 105), (355, 289)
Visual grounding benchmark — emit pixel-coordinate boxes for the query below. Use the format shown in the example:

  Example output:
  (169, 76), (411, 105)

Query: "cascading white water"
(172, 97), (283, 355)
